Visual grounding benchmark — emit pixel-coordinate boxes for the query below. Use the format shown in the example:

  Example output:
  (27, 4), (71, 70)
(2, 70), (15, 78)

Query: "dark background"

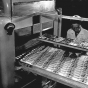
(56, 0), (88, 17)
(55, 0), (88, 38)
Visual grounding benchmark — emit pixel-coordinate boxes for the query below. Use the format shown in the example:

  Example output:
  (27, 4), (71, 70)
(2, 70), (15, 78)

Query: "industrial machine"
(1, 0), (88, 88)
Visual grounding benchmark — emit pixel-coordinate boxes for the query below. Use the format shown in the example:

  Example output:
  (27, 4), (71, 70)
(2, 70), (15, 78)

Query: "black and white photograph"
(1, 0), (88, 88)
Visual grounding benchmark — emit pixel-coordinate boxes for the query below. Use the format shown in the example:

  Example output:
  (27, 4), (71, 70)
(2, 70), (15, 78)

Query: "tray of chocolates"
(34, 47), (58, 68)
(45, 50), (65, 72)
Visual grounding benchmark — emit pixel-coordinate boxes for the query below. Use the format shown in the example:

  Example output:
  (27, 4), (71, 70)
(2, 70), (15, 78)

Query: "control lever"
(4, 23), (15, 35)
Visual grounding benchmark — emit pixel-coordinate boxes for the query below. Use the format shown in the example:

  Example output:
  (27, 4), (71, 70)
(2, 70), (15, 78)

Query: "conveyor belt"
(18, 46), (88, 88)
(38, 37), (88, 52)
(20, 62), (88, 88)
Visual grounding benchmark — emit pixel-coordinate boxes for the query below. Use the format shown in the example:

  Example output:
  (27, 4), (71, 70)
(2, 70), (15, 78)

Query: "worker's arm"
(67, 29), (71, 38)
(76, 29), (88, 43)
(67, 29), (75, 39)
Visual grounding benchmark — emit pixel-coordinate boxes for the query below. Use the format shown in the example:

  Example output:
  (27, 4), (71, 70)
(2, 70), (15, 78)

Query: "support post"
(0, 21), (15, 88)
(40, 14), (43, 37)
(54, 8), (62, 37)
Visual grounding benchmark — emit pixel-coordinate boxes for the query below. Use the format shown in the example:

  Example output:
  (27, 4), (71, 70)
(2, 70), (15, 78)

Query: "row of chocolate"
(19, 45), (88, 85)
(40, 34), (88, 49)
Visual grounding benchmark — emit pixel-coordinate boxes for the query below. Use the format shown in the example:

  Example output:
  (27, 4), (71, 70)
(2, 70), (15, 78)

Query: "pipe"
(3, 0), (11, 17)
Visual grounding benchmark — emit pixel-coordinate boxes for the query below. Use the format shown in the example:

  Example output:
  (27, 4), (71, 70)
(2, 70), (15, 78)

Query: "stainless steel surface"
(34, 47), (58, 68)
(46, 49), (65, 72)
(20, 47), (88, 87)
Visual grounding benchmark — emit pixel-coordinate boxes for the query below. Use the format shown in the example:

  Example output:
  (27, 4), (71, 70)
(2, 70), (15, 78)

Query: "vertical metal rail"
(53, 8), (62, 37)
(58, 8), (62, 37)
(53, 14), (59, 37)
(40, 14), (43, 37)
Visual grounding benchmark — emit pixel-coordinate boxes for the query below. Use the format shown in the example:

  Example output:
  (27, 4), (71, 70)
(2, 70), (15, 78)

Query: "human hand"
(73, 38), (81, 44)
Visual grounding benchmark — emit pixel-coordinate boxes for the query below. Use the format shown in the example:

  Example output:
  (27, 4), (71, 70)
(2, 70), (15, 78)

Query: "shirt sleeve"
(67, 29), (71, 38)
(77, 29), (88, 43)
(67, 29), (75, 39)
(84, 29), (88, 43)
